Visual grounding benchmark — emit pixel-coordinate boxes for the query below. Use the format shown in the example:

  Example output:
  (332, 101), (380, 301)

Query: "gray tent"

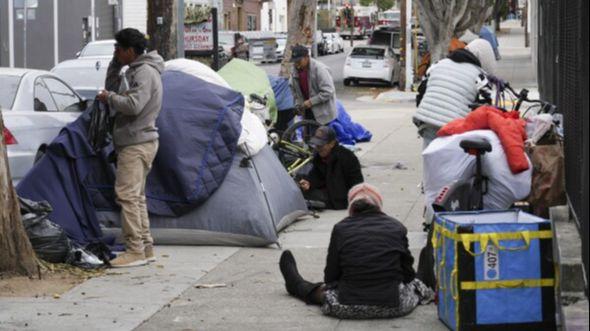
(98, 145), (309, 246)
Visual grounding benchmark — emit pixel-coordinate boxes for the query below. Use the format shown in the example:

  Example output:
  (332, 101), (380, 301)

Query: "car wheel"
(343, 78), (351, 86)
(353, 79), (360, 86)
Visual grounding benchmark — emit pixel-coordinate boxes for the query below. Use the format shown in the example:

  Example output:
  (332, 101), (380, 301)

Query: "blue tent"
(268, 75), (295, 111)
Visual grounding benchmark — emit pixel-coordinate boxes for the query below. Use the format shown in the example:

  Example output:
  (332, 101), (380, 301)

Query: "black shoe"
(279, 250), (303, 296)
(305, 200), (326, 211)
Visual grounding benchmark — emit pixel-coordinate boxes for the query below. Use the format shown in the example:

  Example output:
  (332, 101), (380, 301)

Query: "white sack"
(423, 130), (532, 210)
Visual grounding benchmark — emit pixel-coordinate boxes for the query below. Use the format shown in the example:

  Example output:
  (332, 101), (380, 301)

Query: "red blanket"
(437, 105), (529, 173)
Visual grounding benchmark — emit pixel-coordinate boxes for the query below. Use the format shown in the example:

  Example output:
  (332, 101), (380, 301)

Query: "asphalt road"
(256, 39), (394, 102)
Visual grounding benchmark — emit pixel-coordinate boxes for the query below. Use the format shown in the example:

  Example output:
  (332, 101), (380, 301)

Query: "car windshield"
(0, 75), (21, 109)
(80, 42), (114, 57)
(380, 11), (400, 21)
(351, 47), (385, 58)
(277, 38), (286, 46)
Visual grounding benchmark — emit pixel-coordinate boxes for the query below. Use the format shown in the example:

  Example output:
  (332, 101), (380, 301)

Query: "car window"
(80, 42), (115, 57)
(351, 47), (385, 58)
(33, 78), (58, 112)
(43, 77), (81, 112)
(0, 75), (21, 109)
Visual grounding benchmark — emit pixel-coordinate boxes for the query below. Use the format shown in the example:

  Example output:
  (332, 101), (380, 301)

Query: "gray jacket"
(289, 58), (337, 125)
(413, 58), (482, 128)
(105, 51), (165, 148)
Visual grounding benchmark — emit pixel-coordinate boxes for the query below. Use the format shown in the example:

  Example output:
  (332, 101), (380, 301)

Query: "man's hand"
(299, 179), (311, 191)
(303, 99), (313, 109)
(96, 90), (109, 103)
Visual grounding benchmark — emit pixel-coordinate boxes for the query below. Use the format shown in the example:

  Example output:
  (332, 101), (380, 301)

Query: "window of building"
(247, 15), (257, 31)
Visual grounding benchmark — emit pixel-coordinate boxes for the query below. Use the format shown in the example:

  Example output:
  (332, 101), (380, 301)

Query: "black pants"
(303, 188), (330, 207)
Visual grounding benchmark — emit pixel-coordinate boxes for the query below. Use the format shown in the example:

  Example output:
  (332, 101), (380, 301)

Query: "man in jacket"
(298, 126), (364, 210)
(289, 45), (337, 125)
(97, 28), (165, 268)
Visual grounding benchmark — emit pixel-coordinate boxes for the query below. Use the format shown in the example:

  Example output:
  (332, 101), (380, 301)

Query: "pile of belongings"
(17, 58), (308, 248)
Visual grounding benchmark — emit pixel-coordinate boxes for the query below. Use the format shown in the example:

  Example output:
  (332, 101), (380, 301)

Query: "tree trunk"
(0, 113), (37, 276)
(279, 0), (317, 77)
(416, 0), (494, 63)
(147, 0), (178, 60)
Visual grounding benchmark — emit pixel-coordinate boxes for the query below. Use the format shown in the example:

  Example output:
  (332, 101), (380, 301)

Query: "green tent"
(218, 58), (278, 123)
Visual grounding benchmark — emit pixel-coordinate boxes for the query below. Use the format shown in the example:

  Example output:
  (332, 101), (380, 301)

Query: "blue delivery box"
(433, 210), (556, 331)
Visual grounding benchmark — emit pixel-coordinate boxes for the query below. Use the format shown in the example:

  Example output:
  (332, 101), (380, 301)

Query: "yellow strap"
(461, 278), (554, 290)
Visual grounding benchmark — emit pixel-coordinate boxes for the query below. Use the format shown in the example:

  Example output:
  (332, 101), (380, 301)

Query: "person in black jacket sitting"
(298, 126), (363, 210)
(279, 183), (434, 319)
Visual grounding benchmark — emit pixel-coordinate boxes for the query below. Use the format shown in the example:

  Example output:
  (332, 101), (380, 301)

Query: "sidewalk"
(0, 98), (444, 331)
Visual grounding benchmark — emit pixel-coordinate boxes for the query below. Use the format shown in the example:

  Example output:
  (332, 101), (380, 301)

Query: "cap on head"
(290, 44), (309, 63)
(309, 126), (337, 148)
(347, 183), (384, 215)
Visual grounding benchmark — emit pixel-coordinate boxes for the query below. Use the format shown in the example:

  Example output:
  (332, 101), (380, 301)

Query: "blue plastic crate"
(433, 210), (557, 331)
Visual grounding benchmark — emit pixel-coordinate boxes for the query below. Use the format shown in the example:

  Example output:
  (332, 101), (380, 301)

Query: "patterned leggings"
(320, 279), (434, 319)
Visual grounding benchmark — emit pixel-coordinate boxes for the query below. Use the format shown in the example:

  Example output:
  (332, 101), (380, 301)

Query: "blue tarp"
(480, 26), (501, 60)
(268, 75), (295, 111)
(17, 71), (245, 245)
(329, 101), (372, 145)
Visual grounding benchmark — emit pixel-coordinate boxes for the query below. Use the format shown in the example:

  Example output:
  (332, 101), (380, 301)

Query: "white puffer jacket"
(413, 58), (483, 128)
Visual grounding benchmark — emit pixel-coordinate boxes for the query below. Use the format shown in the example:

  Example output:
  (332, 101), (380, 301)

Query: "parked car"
(275, 37), (287, 61)
(343, 45), (400, 87)
(369, 27), (401, 54)
(314, 31), (328, 56)
(52, 40), (117, 101)
(1, 68), (87, 183)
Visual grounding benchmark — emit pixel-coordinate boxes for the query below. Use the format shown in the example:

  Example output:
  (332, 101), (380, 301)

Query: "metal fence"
(536, 0), (589, 288)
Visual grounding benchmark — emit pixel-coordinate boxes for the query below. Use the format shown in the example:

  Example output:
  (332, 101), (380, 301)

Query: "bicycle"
(269, 118), (321, 177)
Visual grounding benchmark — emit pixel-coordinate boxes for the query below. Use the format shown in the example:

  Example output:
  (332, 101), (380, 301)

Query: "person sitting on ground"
(279, 183), (434, 319)
(413, 37), (497, 149)
(298, 126), (363, 210)
(289, 44), (337, 125)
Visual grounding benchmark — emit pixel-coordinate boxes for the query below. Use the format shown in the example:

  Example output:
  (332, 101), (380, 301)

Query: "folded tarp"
(147, 70), (244, 216)
(218, 58), (278, 123)
(16, 109), (115, 246)
(329, 101), (373, 145)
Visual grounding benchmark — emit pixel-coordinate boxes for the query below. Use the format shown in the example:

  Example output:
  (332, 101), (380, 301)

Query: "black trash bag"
(88, 100), (114, 152)
(20, 198), (72, 264)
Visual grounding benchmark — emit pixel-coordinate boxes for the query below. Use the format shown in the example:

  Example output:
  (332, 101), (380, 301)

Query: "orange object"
(437, 105), (529, 174)
(417, 38), (466, 78)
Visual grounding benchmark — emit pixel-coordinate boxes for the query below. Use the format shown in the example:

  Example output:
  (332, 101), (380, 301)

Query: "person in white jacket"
(413, 38), (497, 149)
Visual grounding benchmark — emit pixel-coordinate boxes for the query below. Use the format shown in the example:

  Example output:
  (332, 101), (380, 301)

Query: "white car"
(275, 37), (287, 61)
(51, 40), (116, 101)
(343, 45), (400, 87)
(1, 68), (86, 183)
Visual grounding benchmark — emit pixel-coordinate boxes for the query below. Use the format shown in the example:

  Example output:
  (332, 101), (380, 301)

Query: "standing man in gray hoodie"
(97, 28), (165, 268)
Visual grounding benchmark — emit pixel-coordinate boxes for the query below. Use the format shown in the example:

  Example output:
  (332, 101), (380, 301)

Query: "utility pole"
(147, 0), (178, 60)
(177, 0), (185, 58)
(404, 0), (413, 91)
(399, 0), (406, 89)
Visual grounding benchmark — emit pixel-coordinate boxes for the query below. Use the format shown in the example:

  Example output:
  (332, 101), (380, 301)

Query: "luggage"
(433, 210), (556, 331)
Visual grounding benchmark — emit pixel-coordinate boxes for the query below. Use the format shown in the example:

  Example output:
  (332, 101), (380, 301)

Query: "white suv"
(343, 45), (400, 87)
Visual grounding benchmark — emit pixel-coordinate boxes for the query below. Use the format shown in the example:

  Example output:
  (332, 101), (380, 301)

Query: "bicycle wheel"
(281, 119), (321, 147)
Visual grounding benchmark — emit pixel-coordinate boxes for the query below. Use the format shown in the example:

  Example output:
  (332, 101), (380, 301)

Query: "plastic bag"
(423, 130), (532, 210)
(88, 100), (113, 152)
(20, 198), (71, 263)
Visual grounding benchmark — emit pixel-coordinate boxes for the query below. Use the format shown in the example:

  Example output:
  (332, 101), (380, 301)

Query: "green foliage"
(184, 4), (211, 25)
(359, 0), (395, 11)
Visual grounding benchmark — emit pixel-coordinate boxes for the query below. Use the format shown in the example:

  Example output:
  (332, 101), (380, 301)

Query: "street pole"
(404, 0), (413, 91)
(399, 0), (406, 89)
(212, 7), (219, 70)
(8, 0), (14, 67)
(91, 0), (96, 42)
(23, 2), (27, 68)
(177, 0), (185, 58)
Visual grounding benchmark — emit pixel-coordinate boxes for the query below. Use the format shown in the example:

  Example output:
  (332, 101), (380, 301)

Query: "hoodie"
(465, 38), (497, 76)
(105, 51), (165, 148)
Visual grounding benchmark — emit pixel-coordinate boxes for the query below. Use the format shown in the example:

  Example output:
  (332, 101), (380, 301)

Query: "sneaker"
(144, 245), (156, 263)
(110, 252), (147, 268)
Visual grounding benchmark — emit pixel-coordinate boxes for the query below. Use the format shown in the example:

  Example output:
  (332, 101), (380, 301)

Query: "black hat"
(309, 126), (337, 147)
(290, 45), (309, 62)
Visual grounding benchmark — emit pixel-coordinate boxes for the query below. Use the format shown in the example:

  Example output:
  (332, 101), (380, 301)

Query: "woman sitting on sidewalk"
(279, 183), (433, 319)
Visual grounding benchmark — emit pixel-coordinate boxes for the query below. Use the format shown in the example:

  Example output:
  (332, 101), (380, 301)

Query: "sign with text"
(184, 19), (213, 51)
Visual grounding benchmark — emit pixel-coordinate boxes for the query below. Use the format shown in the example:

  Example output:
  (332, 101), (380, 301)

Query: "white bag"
(422, 130), (532, 210)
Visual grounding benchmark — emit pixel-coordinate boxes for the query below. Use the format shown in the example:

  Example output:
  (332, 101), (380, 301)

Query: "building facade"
(222, 0), (268, 31)
(260, 0), (286, 32)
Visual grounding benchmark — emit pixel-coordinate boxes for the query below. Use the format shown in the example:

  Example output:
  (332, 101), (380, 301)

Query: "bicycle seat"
(460, 138), (492, 155)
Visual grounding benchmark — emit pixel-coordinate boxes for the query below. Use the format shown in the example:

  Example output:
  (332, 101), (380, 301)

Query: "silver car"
(51, 40), (116, 101)
(1, 68), (86, 183)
